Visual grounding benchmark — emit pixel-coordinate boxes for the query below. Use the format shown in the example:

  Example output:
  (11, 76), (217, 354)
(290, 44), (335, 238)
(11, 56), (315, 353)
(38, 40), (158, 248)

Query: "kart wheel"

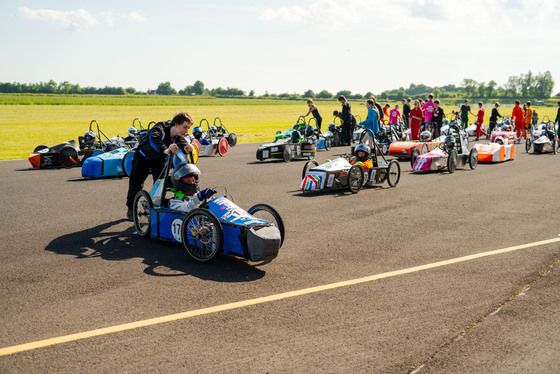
(283, 146), (292, 162)
(334, 132), (342, 146)
(218, 138), (228, 156)
(302, 160), (319, 179)
(386, 160), (401, 187)
(347, 164), (364, 194)
(33, 145), (48, 153)
(411, 148), (420, 169)
(181, 208), (223, 263)
(325, 137), (332, 151)
(227, 133), (237, 147)
(106, 143), (119, 151)
(133, 190), (152, 237)
(525, 138), (531, 153)
(191, 139), (201, 153)
(553, 139), (558, 154)
(422, 143), (429, 154)
(248, 204), (285, 247)
(122, 149), (135, 177)
(468, 148), (478, 170)
(59, 146), (79, 168)
(447, 150), (458, 173)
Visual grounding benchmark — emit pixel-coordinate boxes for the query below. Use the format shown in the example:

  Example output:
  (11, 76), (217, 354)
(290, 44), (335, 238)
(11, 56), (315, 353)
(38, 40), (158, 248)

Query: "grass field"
(0, 94), (558, 160)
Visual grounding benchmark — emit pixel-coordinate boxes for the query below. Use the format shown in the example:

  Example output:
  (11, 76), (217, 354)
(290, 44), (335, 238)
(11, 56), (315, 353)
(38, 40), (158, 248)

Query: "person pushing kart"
(125, 112), (194, 220)
(168, 163), (215, 212)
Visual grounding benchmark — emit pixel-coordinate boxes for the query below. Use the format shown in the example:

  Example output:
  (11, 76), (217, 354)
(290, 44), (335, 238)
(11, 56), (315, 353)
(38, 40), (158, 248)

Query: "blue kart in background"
(133, 149), (285, 263)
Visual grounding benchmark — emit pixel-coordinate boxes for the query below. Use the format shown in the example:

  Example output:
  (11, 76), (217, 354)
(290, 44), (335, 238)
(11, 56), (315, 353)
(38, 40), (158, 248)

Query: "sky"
(1, 0), (559, 96)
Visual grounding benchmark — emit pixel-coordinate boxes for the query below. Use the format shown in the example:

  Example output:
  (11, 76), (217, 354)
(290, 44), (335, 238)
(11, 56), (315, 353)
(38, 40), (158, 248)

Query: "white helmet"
(419, 131), (432, 142)
(127, 127), (138, 138)
(494, 136), (504, 145)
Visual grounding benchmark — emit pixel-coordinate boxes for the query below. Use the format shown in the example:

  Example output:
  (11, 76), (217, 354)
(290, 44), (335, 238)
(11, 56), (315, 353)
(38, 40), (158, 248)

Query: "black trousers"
(315, 117), (323, 133)
(126, 152), (166, 209)
(489, 121), (497, 133)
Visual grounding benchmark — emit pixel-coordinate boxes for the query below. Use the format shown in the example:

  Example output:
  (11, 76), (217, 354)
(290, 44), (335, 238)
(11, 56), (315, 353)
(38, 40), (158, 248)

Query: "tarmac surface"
(0, 140), (559, 373)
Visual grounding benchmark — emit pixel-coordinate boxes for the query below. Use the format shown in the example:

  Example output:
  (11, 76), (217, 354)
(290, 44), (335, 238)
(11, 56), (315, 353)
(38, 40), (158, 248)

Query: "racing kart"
(256, 117), (316, 162)
(300, 129), (401, 194)
(473, 142), (515, 163)
(352, 122), (402, 156)
(490, 117), (517, 144)
(388, 134), (442, 163)
(190, 118), (232, 157)
(525, 121), (558, 154)
(412, 123), (478, 173)
(28, 120), (124, 169)
(328, 118), (344, 147)
(133, 149), (284, 263)
(308, 117), (332, 151)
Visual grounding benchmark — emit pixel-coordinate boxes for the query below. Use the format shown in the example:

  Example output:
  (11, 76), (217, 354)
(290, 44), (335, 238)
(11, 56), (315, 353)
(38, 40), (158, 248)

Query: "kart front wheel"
(218, 138), (228, 156)
(248, 204), (285, 247)
(468, 148), (478, 169)
(386, 160), (401, 187)
(411, 148), (420, 169)
(324, 137), (332, 151)
(447, 150), (458, 173)
(228, 133), (237, 147)
(525, 138), (532, 153)
(181, 208), (223, 263)
(347, 164), (364, 194)
(122, 149), (135, 177)
(283, 146), (293, 162)
(59, 146), (79, 168)
(133, 190), (152, 237)
(302, 160), (319, 179)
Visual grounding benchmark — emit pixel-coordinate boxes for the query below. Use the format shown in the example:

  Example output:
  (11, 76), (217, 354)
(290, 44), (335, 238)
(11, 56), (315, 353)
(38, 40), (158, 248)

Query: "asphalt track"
(1, 140), (559, 373)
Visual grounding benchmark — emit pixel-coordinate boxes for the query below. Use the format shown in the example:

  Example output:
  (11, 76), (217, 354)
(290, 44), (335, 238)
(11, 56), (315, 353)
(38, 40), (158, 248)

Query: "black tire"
(283, 146), (292, 162)
(525, 138), (532, 153)
(347, 164), (364, 194)
(387, 160), (401, 187)
(325, 137), (332, 151)
(227, 133), (237, 147)
(247, 204), (285, 247)
(122, 149), (135, 177)
(59, 146), (79, 168)
(33, 145), (48, 153)
(302, 160), (319, 179)
(106, 143), (119, 151)
(133, 190), (152, 237)
(422, 143), (429, 154)
(411, 148), (420, 168)
(447, 150), (458, 173)
(468, 148), (478, 169)
(553, 139), (558, 154)
(181, 208), (223, 263)
(334, 132), (342, 146)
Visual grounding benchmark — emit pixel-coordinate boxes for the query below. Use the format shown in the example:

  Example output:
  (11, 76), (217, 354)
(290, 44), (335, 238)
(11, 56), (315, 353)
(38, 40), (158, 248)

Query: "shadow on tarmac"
(44, 219), (266, 282)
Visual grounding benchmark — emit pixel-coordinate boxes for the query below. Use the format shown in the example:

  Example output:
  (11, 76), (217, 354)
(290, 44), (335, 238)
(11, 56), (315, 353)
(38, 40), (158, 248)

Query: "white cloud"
(260, 0), (359, 28)
(126, 12), (147, 23)
(18, 7), (98, 31)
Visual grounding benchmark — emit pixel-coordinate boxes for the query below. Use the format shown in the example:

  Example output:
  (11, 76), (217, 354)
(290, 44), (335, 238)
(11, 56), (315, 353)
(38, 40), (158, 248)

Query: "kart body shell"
(388, 139), (441, 159)
(190, 118), (233, 157)
(81, 147), (129, 178)
(473, 143), (515, 163)
(257, 118), (316, 162)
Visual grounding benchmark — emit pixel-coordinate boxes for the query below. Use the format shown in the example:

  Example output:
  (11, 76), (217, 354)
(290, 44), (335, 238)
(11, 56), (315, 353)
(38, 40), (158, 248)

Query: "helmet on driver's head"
(443, 136), (455, 150)
(328, 122), (336, 131)
(209, 126), (218, 133)
(420, 131), (432, 142)
(127, 127), (138, 138)
(172, 163), (201, 196)
(192, 126), (203, 140)
(501, 124), (510, 131)
(494, 136), (504, 145)
(354, 144), (371, 162)
(376, 128), (386, 138)
(306, 126), (315, 137)
(84, 131), (97, 143)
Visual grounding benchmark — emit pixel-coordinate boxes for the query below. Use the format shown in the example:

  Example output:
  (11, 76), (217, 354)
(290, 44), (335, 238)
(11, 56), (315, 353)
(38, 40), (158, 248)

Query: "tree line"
(0, 71), (555, 100)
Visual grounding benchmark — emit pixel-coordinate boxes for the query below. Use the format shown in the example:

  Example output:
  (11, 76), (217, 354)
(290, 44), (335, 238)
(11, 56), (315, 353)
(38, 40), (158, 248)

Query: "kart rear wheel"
(447, 150), (458, 173)
(525, 138), (532, 153)
(218, 138), (228, 156)
(122, 149), (135, 177)
(325, 137), (332, 151)
(248, 204), (285, 247)
(347, 164), (364, 194)
(133, 190), (152, 237)
(59, 146), (79, 168)
(334, 132), (342, 146)
(386, 160), (401, 187)
(468, 148), (478, 169)
(227, 133), (237, 147)
(33, 145), (48, 153)
(422, 143), (429, 154)
(411, 148), (420, 169)
(302, 160), (319, 179)
(553, 139), (558, 154)
(283, 146), (292, 162)
(191, 139), (201, 153)
(181, 208), (223, 263)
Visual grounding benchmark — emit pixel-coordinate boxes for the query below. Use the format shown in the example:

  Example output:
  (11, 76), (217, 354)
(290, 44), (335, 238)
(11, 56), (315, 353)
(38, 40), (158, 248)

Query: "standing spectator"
(474, 101), (487, 141)
(359, 99), (379, 147)
(302, 99), (323, 132)
(555, 101), (560, 137)
(383, 104), (390, 120)
(523, 101), (534, 140)
(402, 98), (411, 128)
(389, 104), (401, 125)
(432, 100), (444, 138)
(489, 102), (502, 134)
(511, 100), (524, 142)
(338, 95), (352, 146)
(409, 100), (423, 140)
(370, 96), (384, 127)
(422, 93), (435, 132)
(460, 99), (475, 129)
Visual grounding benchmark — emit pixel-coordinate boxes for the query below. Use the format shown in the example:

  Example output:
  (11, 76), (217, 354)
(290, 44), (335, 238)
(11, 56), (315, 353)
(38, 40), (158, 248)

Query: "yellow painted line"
(1, 237), (559, 357)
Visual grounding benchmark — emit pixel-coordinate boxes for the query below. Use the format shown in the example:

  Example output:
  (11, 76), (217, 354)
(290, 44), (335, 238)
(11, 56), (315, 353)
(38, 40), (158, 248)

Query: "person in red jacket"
(409, 100), (423, 140)
(511, 100), (524, 142)
(474, 101), (487, 140)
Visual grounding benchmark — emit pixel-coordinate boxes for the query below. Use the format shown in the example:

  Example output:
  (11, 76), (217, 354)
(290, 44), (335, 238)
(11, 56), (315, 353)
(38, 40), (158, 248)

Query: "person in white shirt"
(169, 163), (215, 212)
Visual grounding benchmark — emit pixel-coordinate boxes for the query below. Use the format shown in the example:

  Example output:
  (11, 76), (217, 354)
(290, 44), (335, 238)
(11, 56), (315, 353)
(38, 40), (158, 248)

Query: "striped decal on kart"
(300, 174), (322, 191)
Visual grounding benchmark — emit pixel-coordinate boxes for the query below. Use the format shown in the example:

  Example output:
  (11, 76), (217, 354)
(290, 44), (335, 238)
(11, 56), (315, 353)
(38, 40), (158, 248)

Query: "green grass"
(0, 94), (557, 160)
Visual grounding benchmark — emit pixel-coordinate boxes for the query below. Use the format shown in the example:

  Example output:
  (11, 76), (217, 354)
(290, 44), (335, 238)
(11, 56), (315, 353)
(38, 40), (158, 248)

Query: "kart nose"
(28, 153), (41, 168)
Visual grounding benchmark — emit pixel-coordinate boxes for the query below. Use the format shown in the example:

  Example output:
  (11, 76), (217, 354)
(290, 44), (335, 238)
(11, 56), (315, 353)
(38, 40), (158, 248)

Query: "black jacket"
(341, 101), (352, 124)
(137, 121), (189, 161)
(489, 108), (502, 122)
(403, 103), (411, 117)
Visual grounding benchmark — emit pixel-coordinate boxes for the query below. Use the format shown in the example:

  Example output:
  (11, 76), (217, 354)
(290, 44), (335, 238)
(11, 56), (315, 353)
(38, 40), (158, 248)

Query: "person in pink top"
(389, 104), (401, 125)
(421, 93), (435, 133)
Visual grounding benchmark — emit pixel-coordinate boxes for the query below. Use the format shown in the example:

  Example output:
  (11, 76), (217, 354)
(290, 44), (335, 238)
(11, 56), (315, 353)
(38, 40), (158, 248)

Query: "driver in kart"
(350, 144), (373, 169)
(169, 163), (216, 212)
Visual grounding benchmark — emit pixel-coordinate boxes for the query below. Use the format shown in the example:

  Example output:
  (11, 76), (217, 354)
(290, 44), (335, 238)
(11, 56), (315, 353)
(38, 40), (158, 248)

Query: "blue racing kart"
(133, 150), (285, 263)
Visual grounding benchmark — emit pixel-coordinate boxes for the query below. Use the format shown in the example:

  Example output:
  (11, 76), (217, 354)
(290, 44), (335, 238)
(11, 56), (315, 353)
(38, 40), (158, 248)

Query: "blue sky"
(1, 0), (559, 95)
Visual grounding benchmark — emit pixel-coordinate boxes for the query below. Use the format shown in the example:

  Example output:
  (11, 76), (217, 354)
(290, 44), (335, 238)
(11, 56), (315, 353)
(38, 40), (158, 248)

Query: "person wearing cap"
(126, 111), (194, 221)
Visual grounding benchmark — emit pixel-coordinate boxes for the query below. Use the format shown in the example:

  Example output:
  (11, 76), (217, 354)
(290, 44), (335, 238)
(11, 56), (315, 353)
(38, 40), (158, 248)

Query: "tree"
(303, 89), (315, 98)
(520, 71), (534, 97)
(486, 80), (497, 98)
(364, 91), (374, 98)
(156, 81), (177, 95)
(249, 90), (255, 97)
(316, 90), (333, 99)
(503, 76), (520, 97)
(478, 82), (486, 98)
(461, 78), (478, 97)
(335, 90), (352, 98)
(533, 71), (554, 98)
(192, 80), (205, 95)
(125, 87), (137, 94)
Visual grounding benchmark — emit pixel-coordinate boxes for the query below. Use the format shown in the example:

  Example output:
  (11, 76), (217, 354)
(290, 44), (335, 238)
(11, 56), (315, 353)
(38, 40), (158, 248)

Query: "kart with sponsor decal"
(189, 118), (232, 157)
(133, 149), (284, 263)
(307, 117), (332, 151)
(300, 129), (401, 194)
(412, 123), (478, 173)
(352, 122), (402, 156)
(472, 142), (515, 163)
(525, 120), (558, 154)
(256, 117), (316, 162)
(489, 117), (517, 144)
(28, 120), (125, 169)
